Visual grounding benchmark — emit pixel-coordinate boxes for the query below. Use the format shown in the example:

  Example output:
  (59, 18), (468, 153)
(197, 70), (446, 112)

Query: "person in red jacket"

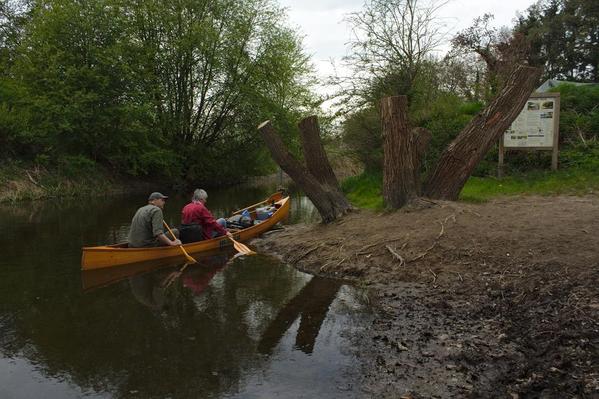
(180, 189), (233, 243)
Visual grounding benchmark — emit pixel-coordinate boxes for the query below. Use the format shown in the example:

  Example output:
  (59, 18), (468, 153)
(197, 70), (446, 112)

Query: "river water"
(0, 186), (372, 398)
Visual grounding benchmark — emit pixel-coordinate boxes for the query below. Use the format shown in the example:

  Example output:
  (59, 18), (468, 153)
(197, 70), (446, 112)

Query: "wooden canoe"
(81, 192), (289, 270)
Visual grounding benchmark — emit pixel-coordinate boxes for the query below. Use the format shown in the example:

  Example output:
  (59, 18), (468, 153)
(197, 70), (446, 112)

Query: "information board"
(498, 92), (560, 175)
(503, 93), (559, 148)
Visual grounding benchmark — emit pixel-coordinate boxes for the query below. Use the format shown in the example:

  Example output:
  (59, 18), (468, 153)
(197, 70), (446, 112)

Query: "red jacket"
(181, 201), (227, 239)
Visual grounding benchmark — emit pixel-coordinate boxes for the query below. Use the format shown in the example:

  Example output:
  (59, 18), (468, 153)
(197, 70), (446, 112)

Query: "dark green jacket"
(128, 204), (164, 247)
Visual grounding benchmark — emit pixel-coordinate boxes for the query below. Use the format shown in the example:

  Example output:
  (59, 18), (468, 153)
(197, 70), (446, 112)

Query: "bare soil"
(253, 195), (599, 398)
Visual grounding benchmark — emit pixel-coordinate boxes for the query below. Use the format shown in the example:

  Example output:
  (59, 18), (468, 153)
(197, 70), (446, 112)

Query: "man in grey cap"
(128, 192), (182, 248)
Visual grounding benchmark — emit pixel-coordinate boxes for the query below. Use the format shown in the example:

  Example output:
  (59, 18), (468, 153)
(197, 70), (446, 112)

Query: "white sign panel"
(504, 97), (557, 148)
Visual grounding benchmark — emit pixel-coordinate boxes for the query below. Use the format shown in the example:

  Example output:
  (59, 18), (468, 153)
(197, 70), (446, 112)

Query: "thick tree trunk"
(382, 96), (427, 208)
(424, 65), (542, 200)
(298, 116), (340, 189)
(258, 120), (352, 223)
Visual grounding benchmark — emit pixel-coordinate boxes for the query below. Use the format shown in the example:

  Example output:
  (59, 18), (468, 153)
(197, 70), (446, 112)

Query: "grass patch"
(0, 161), (141, 203)
(342, 167), (599, 210)
(341, 172), (384, 210)
(460, 168), (599, 202)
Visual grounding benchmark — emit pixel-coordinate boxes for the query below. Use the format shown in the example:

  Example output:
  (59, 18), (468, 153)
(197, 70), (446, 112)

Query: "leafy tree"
(127, 0), (316, 182)
(516, 0), (599, 82)
(341, 107), (382, 173)
(551, 83), (599, 145)
(0, 0), (316, 183)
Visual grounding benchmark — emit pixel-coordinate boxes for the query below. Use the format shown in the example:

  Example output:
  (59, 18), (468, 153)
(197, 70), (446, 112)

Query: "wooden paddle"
(228, 235), (256, 256)
(163, 221), (197, 264)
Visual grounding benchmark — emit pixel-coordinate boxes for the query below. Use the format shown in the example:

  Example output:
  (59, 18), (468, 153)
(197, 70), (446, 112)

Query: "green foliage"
(561, 141), (599, 170)
(550, 84), (599, 144)
(416, 94), (483, 175)
(341, 165), (599, 210)
(516, 0), (599, 82)
(340, 172), (384, 210)
(57, 155), (96, 178)
(341, 107), (382, 173)
(341, 91), (484, 177)
(460, 168), (599, 202)
(0, 0), (316, 184)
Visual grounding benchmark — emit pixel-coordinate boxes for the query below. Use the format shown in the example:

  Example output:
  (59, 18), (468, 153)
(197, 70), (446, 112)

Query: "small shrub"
(58, 155), (97, 178)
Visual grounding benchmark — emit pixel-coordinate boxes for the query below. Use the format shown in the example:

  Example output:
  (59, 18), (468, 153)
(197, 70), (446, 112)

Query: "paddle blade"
(230, 237), (256, 256)
(179, 246), (197, 263)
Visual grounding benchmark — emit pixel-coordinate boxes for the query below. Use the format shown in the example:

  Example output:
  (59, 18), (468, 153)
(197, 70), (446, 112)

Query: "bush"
(341, 107), (383, 173)
(551, 84), (599, 145)
(561, 141), (599, 171)
(416, 95), (483, 175)
(341, 171), (384, 210)
(58, 155), (97, 177)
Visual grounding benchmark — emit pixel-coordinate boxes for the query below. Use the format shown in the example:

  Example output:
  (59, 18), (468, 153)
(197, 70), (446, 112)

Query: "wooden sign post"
(498, 92), (560, 177)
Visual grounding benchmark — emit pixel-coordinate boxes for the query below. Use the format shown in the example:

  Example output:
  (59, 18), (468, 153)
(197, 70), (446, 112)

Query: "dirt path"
(254, 195), (599, 398)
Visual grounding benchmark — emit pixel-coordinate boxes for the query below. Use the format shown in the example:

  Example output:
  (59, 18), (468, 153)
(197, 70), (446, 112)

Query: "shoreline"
(253, 195), (599, 398)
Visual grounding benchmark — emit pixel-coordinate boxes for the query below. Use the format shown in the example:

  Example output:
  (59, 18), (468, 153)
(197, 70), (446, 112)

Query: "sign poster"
(504, 97), (557, 148)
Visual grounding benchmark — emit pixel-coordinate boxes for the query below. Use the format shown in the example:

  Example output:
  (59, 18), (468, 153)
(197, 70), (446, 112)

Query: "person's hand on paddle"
(226, 231), (233, 239)
(169, 238), (182, 246)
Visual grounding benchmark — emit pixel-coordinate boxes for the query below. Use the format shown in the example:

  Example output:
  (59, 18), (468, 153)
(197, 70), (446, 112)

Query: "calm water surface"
(0, 187), (371, 398)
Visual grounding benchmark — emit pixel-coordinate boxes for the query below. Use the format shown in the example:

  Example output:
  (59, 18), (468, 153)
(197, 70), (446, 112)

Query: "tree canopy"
(0, 0), (316, 184)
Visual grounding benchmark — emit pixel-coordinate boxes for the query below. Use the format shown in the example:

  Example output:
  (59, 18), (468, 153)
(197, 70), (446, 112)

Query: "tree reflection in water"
(258, 277), (342, 354)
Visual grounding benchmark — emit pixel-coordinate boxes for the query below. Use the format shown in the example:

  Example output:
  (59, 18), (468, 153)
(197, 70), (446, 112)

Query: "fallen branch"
(261, 227), (286, 237)
(26, 171), (47, 190)
(428, 268), (437, 284)
(410, 214), (455, 262)
(385, 245), (405, 267)
(294, 243), (324, 262)
(356, 237), (407, 256)
(356, 242), (380, 255)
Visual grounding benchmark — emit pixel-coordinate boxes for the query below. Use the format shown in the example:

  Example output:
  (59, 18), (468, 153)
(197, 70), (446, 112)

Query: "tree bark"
(424, 65), (542, 200)
(258, 120), (352, 223)
(298, 115), (340, 189)
(411, 126), (432, 195)
(382, 96), (422, 208)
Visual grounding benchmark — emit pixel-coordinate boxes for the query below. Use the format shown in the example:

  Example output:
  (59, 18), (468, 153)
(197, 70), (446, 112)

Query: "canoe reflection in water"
(81, 250), (232, 293)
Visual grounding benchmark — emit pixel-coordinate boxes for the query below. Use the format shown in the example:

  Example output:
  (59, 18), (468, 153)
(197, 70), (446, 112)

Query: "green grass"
(342, 167), (599, 210)
(460, 168), (599, 202)
(0, 161), (127, 203)
(341, 172), (384, 210)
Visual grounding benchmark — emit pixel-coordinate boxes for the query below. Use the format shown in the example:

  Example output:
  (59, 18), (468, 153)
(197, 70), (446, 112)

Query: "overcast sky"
(277, 0), (539, 97)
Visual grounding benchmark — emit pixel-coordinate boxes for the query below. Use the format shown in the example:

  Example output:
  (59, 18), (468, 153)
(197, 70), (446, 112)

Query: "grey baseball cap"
(148, 192), (168, 200)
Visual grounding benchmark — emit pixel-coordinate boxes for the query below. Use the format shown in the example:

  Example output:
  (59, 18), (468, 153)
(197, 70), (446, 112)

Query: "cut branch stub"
(424, 65), (542, 200)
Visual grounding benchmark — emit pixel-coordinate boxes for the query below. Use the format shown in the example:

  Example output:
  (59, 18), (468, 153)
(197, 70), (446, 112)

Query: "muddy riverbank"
(254, 195), (599, 398)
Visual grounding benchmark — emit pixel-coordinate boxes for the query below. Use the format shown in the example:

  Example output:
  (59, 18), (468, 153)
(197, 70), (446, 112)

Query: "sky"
(277, 0), (539, 98)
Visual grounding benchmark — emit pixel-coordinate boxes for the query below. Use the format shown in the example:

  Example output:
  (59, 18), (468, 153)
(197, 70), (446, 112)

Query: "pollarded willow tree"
(258, 116), (352, 224)
(382, 64), (541, 208)
(257, 0), (541, 221)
